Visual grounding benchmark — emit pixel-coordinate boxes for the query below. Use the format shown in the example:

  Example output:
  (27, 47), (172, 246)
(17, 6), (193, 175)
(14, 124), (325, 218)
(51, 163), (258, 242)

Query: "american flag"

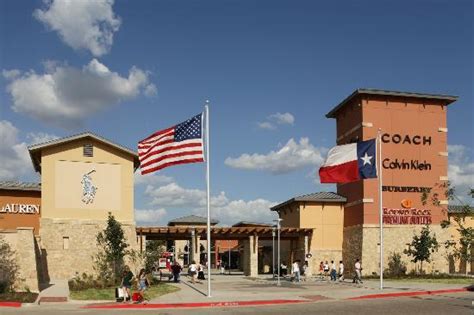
(138, 113), (204, 175)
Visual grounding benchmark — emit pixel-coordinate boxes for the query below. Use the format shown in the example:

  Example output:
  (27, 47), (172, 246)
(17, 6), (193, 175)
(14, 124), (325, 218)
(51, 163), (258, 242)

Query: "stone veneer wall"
(308, 250), (343, 275)
(0, 228), (39, 292)
(39, 218), (138, 280)
(343, 224), (450, 276)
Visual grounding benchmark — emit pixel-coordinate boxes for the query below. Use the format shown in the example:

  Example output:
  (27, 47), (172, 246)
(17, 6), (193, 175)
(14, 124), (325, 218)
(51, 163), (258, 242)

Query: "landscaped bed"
(0, 292), (38, 303)
(364, 275), (474, 285)
(70, 282), (180, 301)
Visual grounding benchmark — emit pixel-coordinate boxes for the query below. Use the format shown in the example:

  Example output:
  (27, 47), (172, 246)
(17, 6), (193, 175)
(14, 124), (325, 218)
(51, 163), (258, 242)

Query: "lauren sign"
(0, 204), (40, 214)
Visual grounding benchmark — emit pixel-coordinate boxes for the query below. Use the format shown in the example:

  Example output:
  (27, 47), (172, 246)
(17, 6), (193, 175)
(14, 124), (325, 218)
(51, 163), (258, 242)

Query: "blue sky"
(0, 0), (472, 226)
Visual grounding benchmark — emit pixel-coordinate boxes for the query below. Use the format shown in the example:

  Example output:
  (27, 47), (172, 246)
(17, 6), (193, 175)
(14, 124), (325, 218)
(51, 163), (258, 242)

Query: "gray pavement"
(147, 273), (472, 303)
(2, 292), (473, 314)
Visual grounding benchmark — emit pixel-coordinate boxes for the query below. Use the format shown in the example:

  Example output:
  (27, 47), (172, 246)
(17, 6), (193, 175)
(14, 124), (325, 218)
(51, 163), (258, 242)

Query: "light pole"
(273, 218), (283, 286)
(272, 227), (276, 278)
(228, 240), (231, 275)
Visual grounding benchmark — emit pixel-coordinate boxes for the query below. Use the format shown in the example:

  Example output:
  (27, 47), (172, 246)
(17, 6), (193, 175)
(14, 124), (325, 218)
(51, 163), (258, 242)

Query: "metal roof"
(448, 205), (474, 214)
(0, 181), (41, 192)
(271, 192), (346, 211)
(232, 221), (273, 227)
(326, 88), (458, 119)
(168, 215), (219, 226)
(28, 132), (140, 172)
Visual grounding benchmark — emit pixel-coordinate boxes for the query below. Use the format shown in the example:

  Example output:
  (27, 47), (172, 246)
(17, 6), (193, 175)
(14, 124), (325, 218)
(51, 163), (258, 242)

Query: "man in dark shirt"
(171, 261), (182, 283)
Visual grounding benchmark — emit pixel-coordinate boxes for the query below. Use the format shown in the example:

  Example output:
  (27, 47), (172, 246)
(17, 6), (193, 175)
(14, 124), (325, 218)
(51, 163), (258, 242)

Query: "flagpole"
(378, 128), (384, 290)
(205, 101), (212, 297)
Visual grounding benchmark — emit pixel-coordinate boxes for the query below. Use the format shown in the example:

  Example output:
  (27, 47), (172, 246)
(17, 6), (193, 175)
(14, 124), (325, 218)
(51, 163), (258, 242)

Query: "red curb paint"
(349, 288), (470, 300)
(83, 299), (308, 309)
(0, 302), (22, 308)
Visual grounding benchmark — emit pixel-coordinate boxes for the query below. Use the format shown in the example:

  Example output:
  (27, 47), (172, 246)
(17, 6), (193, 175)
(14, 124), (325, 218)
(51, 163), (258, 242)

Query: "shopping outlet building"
(0, 89), (472, 292)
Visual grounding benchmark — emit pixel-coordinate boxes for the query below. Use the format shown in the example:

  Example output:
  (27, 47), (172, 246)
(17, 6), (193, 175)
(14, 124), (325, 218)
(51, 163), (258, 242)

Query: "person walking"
(188, 260), (198, 284)
(197, 262), (206, 281)
(323, 261), (330, 280)
(120, 265), (134, 303)
(301, 261), (308, 281)
(292, 260), (301, 282)
(330, 260), (337, 281)
(136, 268), (149, 303)
(354, 259), (363, 284)
(338, 260), (344, 282)
(171, 261), (182, 283)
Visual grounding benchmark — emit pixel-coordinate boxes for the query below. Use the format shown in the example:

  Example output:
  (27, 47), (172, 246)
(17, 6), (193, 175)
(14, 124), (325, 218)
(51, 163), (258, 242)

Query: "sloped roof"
(232, 221), (273, 227)
(168, 215), (219, 226)
(0, 181), (41, 192)
(271, 192), (346, 211)
(28, 132), (139, 172)
(448, 205), (474, 214)
(326, 88), (458, 119)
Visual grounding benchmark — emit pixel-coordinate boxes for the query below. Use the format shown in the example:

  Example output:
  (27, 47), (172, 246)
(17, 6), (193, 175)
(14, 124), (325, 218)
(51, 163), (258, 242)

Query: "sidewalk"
(82, 273), (472, 309)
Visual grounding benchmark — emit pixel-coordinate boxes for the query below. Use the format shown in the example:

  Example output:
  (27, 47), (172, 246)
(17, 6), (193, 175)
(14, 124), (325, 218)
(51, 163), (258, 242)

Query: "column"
(243, 235), (258, 277)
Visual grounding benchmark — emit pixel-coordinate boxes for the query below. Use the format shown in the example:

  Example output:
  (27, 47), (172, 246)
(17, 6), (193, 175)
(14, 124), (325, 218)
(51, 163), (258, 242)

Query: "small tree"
(422, 182), (473, 275)
(385, 252), (407, 277)
(145, 240), (165, 272)
(96, 213), (129, 283)
(0, 236), (19, 293)
(404, 225), (439, 274)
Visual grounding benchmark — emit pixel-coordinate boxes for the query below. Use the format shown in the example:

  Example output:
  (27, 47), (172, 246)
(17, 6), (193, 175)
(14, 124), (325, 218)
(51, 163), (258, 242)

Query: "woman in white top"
(188, 261), (198, 284)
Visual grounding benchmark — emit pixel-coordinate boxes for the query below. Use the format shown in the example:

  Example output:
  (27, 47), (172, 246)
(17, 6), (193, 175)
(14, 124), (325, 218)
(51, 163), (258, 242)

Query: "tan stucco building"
(29, 133), (140, 281)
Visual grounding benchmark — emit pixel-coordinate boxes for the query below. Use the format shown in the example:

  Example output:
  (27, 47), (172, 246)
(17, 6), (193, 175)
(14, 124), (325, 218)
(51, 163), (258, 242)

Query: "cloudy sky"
(0, 0), (472, 226)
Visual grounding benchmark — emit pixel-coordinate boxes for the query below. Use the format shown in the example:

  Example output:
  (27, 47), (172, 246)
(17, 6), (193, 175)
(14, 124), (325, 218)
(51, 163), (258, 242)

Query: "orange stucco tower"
(326, 89), (457, 274)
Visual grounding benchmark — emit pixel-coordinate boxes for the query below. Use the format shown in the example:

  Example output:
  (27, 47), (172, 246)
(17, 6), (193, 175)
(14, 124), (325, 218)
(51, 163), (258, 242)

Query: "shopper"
(171, 261), (182, 283)
(354, 259), (363, 284)
(323, 261), (330, 279)
(338, 260), (344, 282)
(121, 265), (134, 303)
(188, 260), (198, 284)
(330, 260), (337, 281)
(292, 260), (301, 282)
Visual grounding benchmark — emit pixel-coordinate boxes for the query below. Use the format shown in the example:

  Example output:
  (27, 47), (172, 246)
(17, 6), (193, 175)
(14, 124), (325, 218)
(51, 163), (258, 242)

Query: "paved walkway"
(148, 273), (472, 304)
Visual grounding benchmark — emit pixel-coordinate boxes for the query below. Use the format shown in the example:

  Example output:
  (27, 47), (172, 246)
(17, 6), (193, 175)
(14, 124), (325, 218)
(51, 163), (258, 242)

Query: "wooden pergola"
(136, 226), (313, 241)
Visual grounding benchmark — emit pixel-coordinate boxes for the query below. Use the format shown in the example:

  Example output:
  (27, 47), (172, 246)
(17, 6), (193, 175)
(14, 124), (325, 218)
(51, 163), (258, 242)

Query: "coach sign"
(0, 203), (40, 214)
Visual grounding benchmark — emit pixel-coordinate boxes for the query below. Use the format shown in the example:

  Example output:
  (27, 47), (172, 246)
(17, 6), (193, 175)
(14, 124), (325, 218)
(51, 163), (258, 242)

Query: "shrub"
(385, 252), (407, 277)
(68, 272), (115, 291)
(0, 236), (19, 293)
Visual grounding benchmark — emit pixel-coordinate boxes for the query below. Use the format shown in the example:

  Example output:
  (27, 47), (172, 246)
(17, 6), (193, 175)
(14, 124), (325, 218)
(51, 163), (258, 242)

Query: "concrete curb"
(348, 287), (471, 300)
(82, 299), (310, 309)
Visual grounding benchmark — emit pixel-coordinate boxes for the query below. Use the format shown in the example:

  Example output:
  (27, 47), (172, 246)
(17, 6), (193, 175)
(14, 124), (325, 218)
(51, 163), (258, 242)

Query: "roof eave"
(326, 88), (459, 119)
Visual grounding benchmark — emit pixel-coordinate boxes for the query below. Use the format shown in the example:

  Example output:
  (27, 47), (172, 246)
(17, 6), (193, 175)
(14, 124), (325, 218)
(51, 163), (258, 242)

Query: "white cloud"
(258, 112), (295, 130)
(225, 138), (327, 174)
(144, 84), (158, 97)
(3, 59), (155, 128)
(34, 0), (121, 56)
(26, 132), (59, 145)
(2, 69), (20, 80)
(143, 181), (278, 225)
(0, 121), (35, 181)
(135, 208), (167, 225)
(448, 145), (474, 199)
(134, 173), (173, 186)
(269, 112), (295, 125)
(257, 122), (276, 130)
(194, 198), (278, 226)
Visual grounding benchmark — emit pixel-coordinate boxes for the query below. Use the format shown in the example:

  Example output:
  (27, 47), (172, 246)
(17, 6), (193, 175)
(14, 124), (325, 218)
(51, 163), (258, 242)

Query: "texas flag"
(319, 139), (377, 183)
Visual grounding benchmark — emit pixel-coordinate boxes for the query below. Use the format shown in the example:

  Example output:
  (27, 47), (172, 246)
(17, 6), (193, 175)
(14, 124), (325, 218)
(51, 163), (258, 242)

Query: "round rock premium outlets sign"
(382, 199), (432, 225)
(0, 203), (40, 214)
